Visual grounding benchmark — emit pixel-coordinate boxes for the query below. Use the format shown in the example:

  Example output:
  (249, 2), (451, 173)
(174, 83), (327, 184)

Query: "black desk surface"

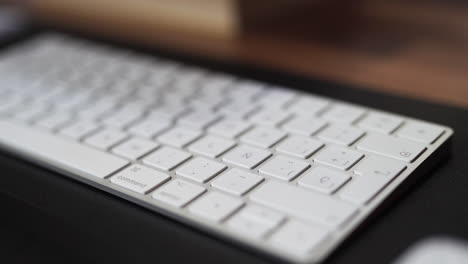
(1, 28), (468, 264)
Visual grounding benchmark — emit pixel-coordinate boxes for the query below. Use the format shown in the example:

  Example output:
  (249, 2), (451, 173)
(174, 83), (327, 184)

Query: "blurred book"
(25, 0), (312, 38)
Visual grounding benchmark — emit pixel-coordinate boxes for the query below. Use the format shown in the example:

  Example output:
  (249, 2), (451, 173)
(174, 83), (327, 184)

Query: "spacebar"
(0, 121), (129, 179)
(250, 181), (357, 228)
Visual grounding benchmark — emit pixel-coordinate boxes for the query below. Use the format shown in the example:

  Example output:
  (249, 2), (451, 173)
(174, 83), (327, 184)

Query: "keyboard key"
(143, 146), (192, 171)
(313, 146), (364, 170)
(240, 127), (286, 148)
(357, 112), (403, 134)
(0, 120), (129, 179)
(127, 118), (171, 138)
(257, 88), (296, 108)
(147, 104), (190, 121)
(321, 104), (366, 124)
(250, 181), (356, 228)
(84, 128), (128, 150)
(36, 112), (72, 130)
(111, 137), (159, 160)
(222, 145), (272, 169)
(188, 191), (244, 222)
(226, 213), (272, 239)
(240, 204), (284, 228)
(396, 121), (445, 144)
(249, 108), (292, 127)
(317, 124), (365, 146)
(228, 80), (265, 101)
(287, 95), (329, 115)
(208, 119), (252, 138)
(298, 166), (350, 194)
(13, 102), (49, 122)
(356, 133), (426, 162)
(59, 120), (100, 140)
(101, 109), (143, 128)
(340, 155), (406, 204)
(188, 135), (236, 158)
(269, 220), (329, 259)
(178, 109), (222, 130)
(76, 98), (116, 119)
(152, 178), (206, 208)
(211, 168), (264, 195)
(110, 164), (170, 194)
(176, 157), (226, 183)
(282, 116), (327, 136)
(157, 126), (202, 148)
(276, 136), (324, 159)
(259, 155), (310, 181)
(218, 101), (260, 118)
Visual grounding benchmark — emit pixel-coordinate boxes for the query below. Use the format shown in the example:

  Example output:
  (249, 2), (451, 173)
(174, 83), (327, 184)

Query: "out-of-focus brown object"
(25, 0), (468, 108)
(25, 0), (311, 38)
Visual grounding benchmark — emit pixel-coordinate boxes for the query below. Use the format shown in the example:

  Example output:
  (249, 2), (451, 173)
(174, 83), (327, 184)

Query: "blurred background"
(1, 0), (467, 108)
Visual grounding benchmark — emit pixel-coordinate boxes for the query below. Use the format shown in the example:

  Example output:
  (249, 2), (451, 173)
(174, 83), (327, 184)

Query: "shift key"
(250, 181), (357, 228)
(356, 133), (426, 163)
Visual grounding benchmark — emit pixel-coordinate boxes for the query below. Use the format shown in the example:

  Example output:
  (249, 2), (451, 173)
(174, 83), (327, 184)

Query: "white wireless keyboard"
(0, 34), (453, 263)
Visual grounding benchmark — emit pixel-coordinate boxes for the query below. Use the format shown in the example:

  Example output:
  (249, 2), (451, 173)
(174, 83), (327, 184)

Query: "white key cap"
(188, 191), (244, 222)
(317, 124), (365, 146)
(269, 220), (329, 259)
(226, 213), (272, 239)
(198, 75), (233, 96)
(110, 164), (170, 194)
(250, 181), (356, 227)
(228, 80), (265, 101)
(0, 94), (24, 114)
(36, 112), (72, 130)
(240, 127), (286, 148)
(147, 104), (190, 121)
(276, 136), (324, 159)
(340, 155), (406, 204)
(143, 146), (192, 171)
(321, 104), (365, 124)
(298, 166), (350, 194)
(357, 133), (426, 162)
(282, 116), (327, 136)
(259, 155), (310, 181)
(59, 120), (100, 140)
(218, 101), (259, 118)
(222, 145), (272, 169)
(211, 168), (264, 196)
(157, 126), (202, 148)
(53, 91), (91, 111)
(240, 204), (284, 228)
(357, 112), (403, 134)
(313, 146), (364, 170)
(178, 110), (222, 130)
(127, 118), (171, 139)
(287, 96), (329, 115)
(111, 137), (159, 160)
(188, 135), (236, 158)
(396, 121), (445, 144)
(0, 120), (129, 179)
(257, 88), (296, 108)
(152, 178), (206, 208)
(77, 98), (116, 120)
(119, 98), (155, 113)
(176, 157), (226, 183)
(84, 128), (128, 150)
(249, 108), (292, 126)
(13, 103), (49, 122)
(101, 109), (142, 128)
(208, 119), (252, 138)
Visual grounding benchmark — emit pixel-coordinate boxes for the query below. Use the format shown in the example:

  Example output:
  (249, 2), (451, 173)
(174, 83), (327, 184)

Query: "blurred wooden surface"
(29, 0), (468, 108)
